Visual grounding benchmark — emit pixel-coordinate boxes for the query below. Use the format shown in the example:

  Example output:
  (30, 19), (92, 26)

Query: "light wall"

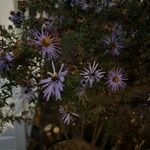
(0, 0), (17, 27)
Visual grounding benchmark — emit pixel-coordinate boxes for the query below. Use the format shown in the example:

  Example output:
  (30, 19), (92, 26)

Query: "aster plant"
(59, 105), (80, 125)
(106, 68), (128, 91)
(80, 61), (105, 87)
(40, 61), (67, 101)
(30, 27), (61, 60)
(0, 0), (150, 149)
(103, 31), (124, 56)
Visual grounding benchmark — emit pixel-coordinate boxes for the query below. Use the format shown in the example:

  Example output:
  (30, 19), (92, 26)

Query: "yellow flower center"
(42, 37), (51, 47)
(112, 76), (120, 82)
(52, 75), (58, 82)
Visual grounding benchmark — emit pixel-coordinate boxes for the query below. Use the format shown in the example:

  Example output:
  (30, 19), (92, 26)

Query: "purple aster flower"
(59, 106), (80, 125)
(106, 68), (128, 91)
(0, 53), (13, 70)
(103, 32), (124, 56)
(40, 61), (67, 101)
(30, 26), (61, 60)
(80, 61), (105, 87)
(9, 11), (24, 27)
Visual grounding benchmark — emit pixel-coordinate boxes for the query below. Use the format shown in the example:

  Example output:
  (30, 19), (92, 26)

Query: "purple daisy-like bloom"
(59, 106), (80, 125)
(103, 32), (124, 56)
(9, 11), (24, 27)
(30, 27), (61, 60)
(40, 61), (67, 101)
(80, 61), (105, 87)
(106, 68), (128, 91)
(0, 53), (13, 70)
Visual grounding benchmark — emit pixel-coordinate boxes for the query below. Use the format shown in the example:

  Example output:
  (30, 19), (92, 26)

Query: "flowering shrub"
(0, 0), (150, 149)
